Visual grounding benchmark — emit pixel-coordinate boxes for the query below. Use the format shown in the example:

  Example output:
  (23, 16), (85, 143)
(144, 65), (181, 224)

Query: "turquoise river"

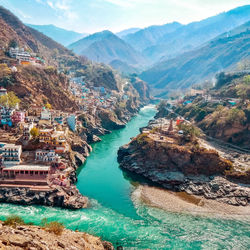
(0, 105), (249, 249)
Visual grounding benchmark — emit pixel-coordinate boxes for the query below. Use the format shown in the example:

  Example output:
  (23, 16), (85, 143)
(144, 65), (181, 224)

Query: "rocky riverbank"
(133, 185), (250, 218)
(0, 221), (113, 249)
(0, 185), (88, 209)
(118, 118), (250, 207)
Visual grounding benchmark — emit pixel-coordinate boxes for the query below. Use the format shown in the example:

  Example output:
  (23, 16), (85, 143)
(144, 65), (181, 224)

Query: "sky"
(0, 0), (249, 34)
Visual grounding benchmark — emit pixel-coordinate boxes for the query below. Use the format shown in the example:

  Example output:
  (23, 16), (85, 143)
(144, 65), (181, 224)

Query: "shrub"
(226, 108), (246, 125)
(0, 91), (20, 108)
(3, 215), (25, 227)
(150, 127), (161, 133)
(30, 127), (39, 138)
(45, 103), (52, 109)
(177, 123), (201, 141)
(42, 218), (64, 235)
(136, 133), (150, 145)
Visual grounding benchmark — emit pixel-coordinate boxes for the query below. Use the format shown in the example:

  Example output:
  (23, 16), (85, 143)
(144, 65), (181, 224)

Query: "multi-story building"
(41, 109), (52, 120)
(35, 149), (60, 163)
(27, 105), (42, 117)
(9, 47), (31, 62)
(0, 107), (14, 127)
(51, 131), (66, 153)
(22, 122), (34, 141)
(11, 111), (25, 124)
(39, 129), (67, 153)
(0, 143), (22, 165)
(39, 129), (53, 144)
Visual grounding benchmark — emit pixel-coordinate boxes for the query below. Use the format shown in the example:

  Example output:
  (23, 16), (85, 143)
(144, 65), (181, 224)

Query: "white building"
(0, 143), (22, 165)
(9, 47), (31, 62)
(0, 87), (7, 97)
(35, 150), (60, 163)
(23, 122), (34, 141)
(41, 109), (52, 120)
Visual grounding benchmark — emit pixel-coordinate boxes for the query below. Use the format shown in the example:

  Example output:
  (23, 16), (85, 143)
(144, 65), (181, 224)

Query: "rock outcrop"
(0, 186), (88, 209)
(118, 119), (250, 206)
(0, 222), (113, 250)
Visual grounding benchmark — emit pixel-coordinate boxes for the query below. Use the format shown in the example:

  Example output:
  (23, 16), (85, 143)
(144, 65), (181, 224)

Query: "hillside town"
(0, 81), (96, 199)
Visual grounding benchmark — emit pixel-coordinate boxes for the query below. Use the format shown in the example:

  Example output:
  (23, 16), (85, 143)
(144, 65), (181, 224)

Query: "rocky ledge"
(0, 221), (113, 250)
(118, 119), (250, 207)
(0, 185), (88, 209)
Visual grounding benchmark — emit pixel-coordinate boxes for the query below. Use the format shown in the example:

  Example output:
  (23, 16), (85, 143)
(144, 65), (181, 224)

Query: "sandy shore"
(132, 185), (250, 219)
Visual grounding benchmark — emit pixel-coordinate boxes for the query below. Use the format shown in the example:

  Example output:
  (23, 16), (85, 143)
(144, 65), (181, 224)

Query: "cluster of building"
(69, 77), (122, 113)
(0, 90), (81, 189)
(8, 47), (45, 66)
(0, 141), (68, 187)
(173, 88), (242, 107)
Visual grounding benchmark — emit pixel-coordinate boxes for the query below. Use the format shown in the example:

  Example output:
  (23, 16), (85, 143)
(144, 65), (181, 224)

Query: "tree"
(244, 75), (250, 85)
(178, 123), (200, 141)
(8, 39), (18, 49)
(45, 103), (52, 109)
(0, 91), (20, 108)
(8, 91), (20, 108)
(0, 94), (8, 107)
(226, 108), (246, 125)
(30, 127), (39, 138)
(157, 100), (168, 111)
(0, 64), (11, 78)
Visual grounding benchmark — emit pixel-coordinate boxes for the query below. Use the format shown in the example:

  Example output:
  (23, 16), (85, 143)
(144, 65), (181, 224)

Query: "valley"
(0, 2), (249, 249)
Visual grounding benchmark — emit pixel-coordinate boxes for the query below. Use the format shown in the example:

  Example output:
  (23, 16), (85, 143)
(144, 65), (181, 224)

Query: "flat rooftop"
(3, 164), (50, 171)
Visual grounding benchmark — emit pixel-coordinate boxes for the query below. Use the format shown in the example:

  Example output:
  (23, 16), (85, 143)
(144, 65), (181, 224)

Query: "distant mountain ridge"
(123, 22), (182, 52)
(26, 24), (88, 46)
(116, 28), (141, 38)
(68, 30), (146, 72)
(143, 5), (250, 62)
(140, 20), (250, 96)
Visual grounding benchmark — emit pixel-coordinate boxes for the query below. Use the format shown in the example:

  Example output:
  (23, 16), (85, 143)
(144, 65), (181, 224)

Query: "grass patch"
(42, 218), (64, 235)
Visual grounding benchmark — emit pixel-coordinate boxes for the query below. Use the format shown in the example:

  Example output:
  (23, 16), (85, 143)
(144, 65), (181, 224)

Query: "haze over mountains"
(140, 21), (250, 96)
(68, 30), (147, 70)
(26, 24), (88, 46)
(8, 4), (250, 95)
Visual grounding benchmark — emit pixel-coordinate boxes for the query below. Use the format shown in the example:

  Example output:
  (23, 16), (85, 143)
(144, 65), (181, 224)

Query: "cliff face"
(130, 76), (151, 103)
(0, 222), (113, 250)
(0, 186), (87, 210)
(118, 133), (231, 179)
(117, 119), (250, 206)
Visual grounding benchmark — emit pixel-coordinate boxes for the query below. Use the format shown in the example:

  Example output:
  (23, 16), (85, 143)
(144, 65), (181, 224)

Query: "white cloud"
(45, 0), (78, 21)
(103, 0), (156, 8)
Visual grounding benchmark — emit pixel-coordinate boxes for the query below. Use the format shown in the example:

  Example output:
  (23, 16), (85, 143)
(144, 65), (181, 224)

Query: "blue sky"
(0, 0), (249, 33)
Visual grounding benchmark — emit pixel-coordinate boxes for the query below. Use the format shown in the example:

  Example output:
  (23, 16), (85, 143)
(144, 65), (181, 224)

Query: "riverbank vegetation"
(170, 72), (250, 148)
